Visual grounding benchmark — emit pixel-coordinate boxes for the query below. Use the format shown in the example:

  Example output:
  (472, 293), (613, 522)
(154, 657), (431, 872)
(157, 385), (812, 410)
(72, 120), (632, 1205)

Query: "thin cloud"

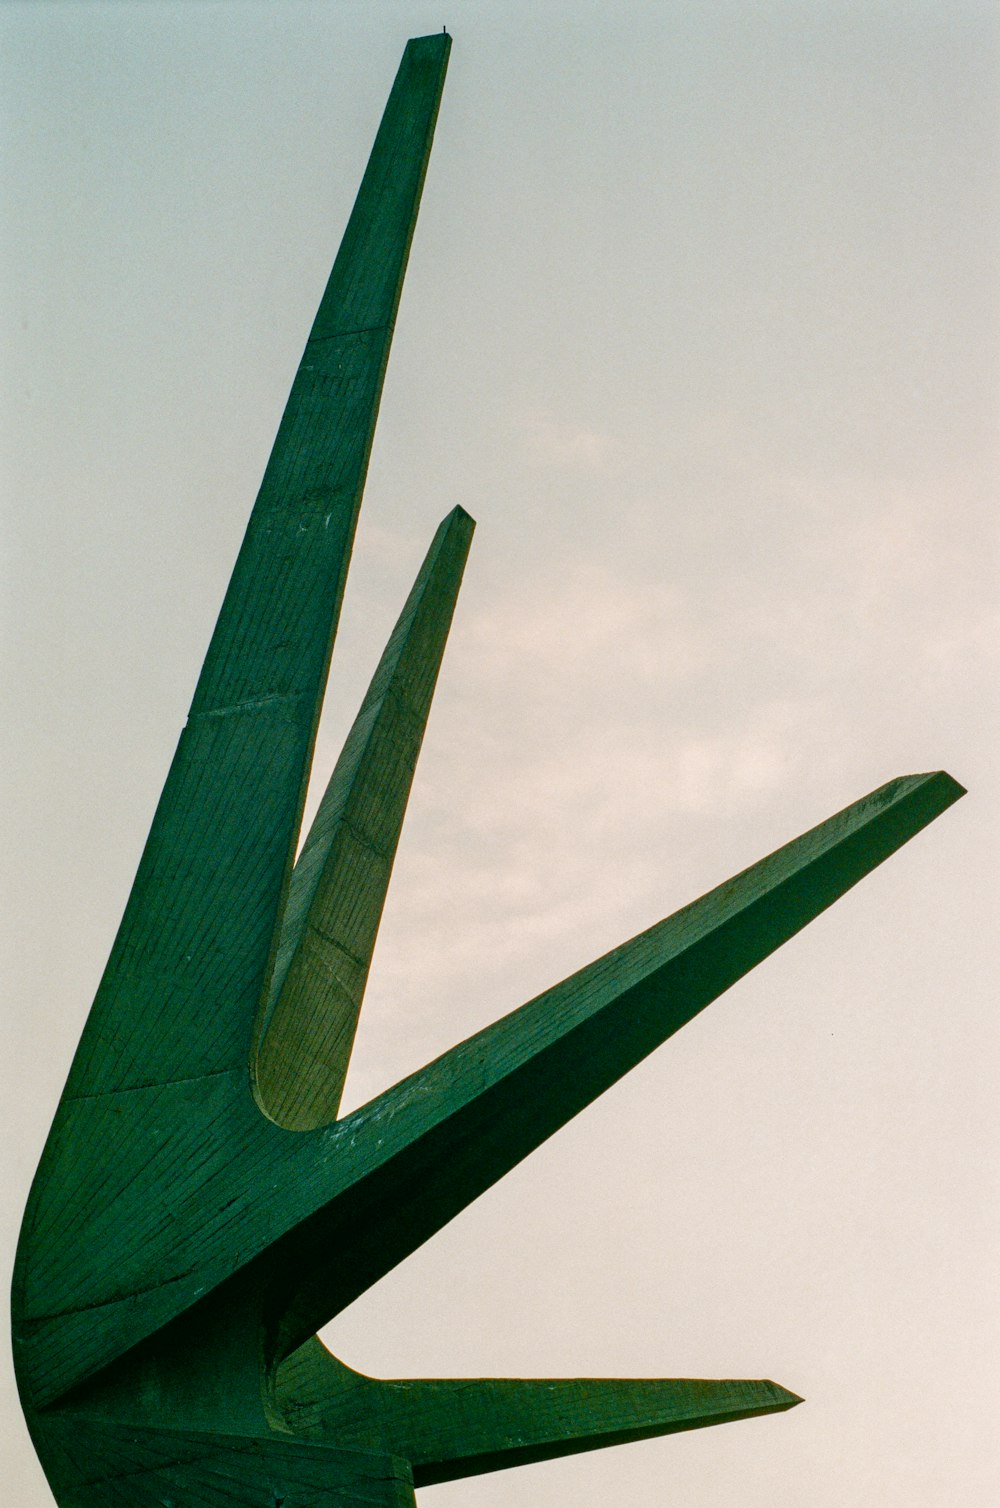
(525, 411), (622, 472)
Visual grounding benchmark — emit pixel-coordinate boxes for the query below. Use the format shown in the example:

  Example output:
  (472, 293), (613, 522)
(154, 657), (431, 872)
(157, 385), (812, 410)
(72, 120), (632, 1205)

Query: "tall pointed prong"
(63, 34), (452, 1103)
(12, 33), (454, 1407)
(275, 1341), (801, 1485)
(264, 772), (963, 1353)
(255, 507), (475, 1128)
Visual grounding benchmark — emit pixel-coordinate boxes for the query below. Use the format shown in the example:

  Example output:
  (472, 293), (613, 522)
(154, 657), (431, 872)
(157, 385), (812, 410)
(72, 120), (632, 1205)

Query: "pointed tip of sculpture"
(411, 30), (452, 49)
(884, 769), (966, 812)
(768, 1382), (804, 1410)
(905, 769), (967, 812)
(910, 768), (965, 795)
(353, 1372), (810, 1486)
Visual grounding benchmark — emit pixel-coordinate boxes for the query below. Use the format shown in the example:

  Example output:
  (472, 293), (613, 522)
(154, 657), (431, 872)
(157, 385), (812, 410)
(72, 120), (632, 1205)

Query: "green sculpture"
(13, 32), (964, 1506)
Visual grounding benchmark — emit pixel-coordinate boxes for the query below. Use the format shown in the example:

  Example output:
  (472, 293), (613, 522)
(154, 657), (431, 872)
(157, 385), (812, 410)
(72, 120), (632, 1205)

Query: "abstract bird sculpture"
(13, 32), (964, 1507)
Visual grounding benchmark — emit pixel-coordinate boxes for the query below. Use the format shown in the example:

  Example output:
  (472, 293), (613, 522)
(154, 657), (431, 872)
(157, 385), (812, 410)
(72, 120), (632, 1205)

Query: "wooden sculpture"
(12, 33), (964, 1506)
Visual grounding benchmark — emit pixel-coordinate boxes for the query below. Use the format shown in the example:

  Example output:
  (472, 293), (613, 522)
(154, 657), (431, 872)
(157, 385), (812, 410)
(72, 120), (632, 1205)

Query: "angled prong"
(16, 771), (960, 1404)
(275, 1339), (801, 1485)
(392, 1375), (802, 1484)
(265, 771), (963, 1353)
(255, 506), (475, 1128)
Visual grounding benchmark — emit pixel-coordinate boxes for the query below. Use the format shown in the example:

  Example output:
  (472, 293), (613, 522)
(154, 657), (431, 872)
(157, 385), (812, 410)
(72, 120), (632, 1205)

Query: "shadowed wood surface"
(34, 1416), (416, 1508)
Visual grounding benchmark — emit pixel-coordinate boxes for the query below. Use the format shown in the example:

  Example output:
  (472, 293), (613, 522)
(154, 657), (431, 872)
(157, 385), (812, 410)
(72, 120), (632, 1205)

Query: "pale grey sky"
(3, 3), (998, 1504)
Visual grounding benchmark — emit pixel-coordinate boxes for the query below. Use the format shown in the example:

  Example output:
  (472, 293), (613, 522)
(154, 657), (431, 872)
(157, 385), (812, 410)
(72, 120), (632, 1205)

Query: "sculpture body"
(12, 33), (964, 1506)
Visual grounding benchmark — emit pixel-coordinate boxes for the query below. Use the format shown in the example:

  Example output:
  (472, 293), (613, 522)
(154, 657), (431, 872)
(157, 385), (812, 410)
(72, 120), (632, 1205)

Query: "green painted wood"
(12, 28), (965, 1508)
(262, 771), (966, 1361)
(254, 506), (475, 1129)
(276, 1337), (800, 1484)
(62, 30), (451, 1107)
(35, 1415), (416, 1508)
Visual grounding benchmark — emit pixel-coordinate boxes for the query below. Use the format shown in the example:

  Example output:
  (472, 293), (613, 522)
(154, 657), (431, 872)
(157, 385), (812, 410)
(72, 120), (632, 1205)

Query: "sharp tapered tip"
(909, 769), (966, 801)
(766, 1382), (804, 1410)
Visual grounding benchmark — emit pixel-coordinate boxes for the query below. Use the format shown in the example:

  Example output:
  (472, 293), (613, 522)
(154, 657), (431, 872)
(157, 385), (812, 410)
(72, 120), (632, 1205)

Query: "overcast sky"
(3, 3), (998, 1504)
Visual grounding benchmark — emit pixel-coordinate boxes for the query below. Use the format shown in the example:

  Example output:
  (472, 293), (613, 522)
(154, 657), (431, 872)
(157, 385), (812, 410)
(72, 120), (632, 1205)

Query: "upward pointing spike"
(60, 35), (451, 1103)
(255, 506), (475, 1128)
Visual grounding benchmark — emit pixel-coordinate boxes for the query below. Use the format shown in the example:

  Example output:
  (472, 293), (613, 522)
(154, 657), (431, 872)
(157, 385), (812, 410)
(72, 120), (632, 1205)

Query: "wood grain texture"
(276, 1338), (801, 1485)
(11, 28), (964, 1508)
(35, 1416), (416, 1508)
(60, 30), (451, 1109)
